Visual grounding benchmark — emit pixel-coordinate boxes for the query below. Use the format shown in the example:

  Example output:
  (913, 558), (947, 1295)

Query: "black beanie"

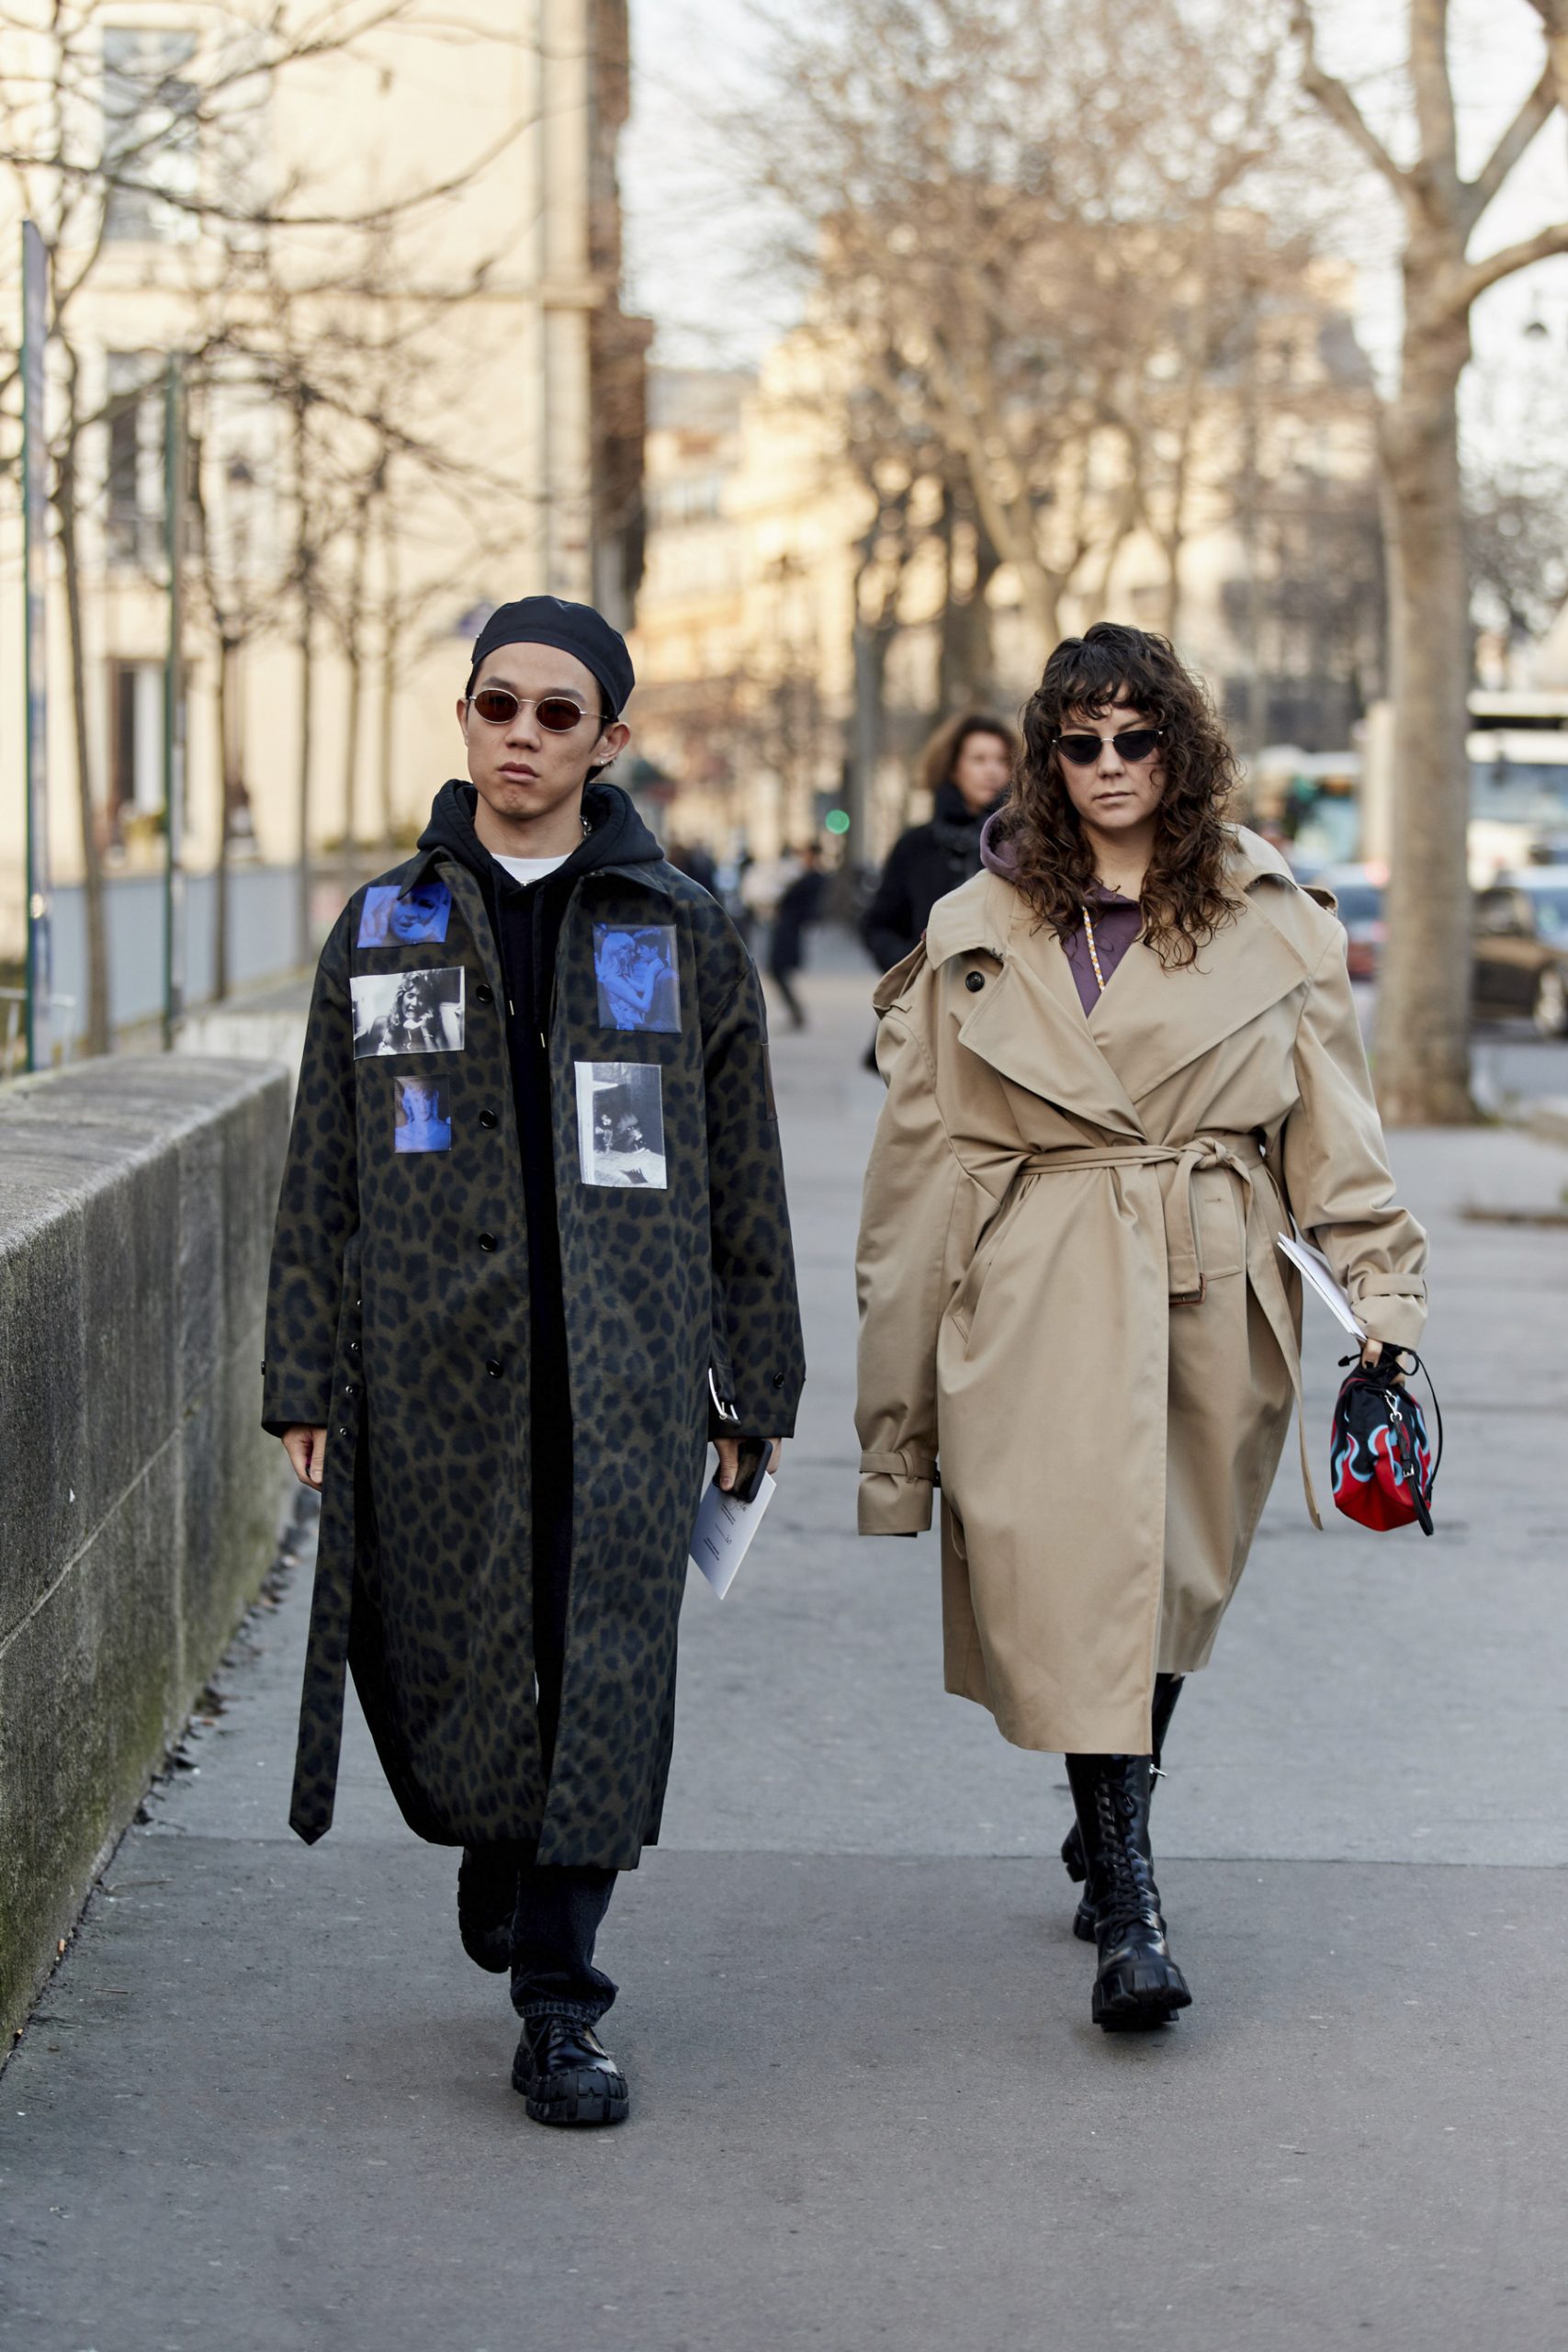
(467, 596), (635, 719)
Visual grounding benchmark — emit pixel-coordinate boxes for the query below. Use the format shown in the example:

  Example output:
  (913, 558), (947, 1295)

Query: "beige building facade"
(632, 266), (1380, 865)
(0, 0), (647, 1029)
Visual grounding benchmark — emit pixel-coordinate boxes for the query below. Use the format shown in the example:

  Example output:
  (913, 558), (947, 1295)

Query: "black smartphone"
(728, 1439), (772, 1507)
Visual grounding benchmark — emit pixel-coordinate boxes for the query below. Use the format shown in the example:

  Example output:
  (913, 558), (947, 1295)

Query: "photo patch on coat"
(592, 924), (681, 1033)
(352, 968), (465, 1057)
(393, 1075), (451, 1153)
(575, 1061), (667, 1188)
(357, 879), (452, 948)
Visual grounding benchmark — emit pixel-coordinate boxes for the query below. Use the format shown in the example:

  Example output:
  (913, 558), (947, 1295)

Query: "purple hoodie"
(978, 813), (1141, 1014)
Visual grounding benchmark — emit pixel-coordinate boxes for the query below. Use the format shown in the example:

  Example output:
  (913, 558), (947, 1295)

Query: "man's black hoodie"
(416, 777), (666, 1764)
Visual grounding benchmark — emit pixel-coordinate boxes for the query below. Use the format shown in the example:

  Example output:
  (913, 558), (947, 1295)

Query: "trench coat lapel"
(928, 876), (1145, 1140)
(1086, 869), (1319, 1109)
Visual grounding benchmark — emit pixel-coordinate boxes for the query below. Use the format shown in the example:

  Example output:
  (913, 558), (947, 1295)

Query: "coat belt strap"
(1017, 1134), (1321, 1527)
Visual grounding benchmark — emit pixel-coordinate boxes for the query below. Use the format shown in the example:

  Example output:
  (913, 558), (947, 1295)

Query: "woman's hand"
(1359, 1340), (1405, 1381)
(716, 1437), (783, 1491)
(282, 1424), (328, 1489)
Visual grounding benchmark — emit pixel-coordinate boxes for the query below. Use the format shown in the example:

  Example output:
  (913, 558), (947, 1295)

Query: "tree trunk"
(1371, 260), (1475, 1125)
(341, 642), (364, 902)
(376, 621), (399, 848)
(55, 422), (111, 1056)
(295, 612), (315, 967)
(213, 634), (238, 1003)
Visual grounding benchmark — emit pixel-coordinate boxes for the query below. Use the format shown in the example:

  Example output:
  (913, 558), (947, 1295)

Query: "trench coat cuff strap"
(1348, 1272), (1427, 1352)
(860, 1449), (937, 1478)
(857, 1467), (935, 1535)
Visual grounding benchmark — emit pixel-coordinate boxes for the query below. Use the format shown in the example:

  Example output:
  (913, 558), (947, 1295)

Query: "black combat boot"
(1065, 1752), (1191, 2030)
(512, 2016), (629, 2126)
(1061, 1674), (1184, 1940)
(457, 1844), (520, 1973)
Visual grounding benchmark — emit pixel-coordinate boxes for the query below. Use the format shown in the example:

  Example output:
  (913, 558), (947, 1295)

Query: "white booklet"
(688, 1469), (778, 1599)
(1276, 1233), (1365, 1339)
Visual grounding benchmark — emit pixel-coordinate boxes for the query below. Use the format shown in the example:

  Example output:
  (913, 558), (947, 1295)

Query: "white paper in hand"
(688, 1469), (777, 1599)
(1276, 1233), (1365, 1339)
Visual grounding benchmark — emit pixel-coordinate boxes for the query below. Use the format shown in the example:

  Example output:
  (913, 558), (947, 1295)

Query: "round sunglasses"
(1054, 727), (1163, 767)
(468, 687), (604, 732)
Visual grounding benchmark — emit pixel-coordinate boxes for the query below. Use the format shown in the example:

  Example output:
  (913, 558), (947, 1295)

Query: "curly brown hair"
(993, 623), (1241, 969)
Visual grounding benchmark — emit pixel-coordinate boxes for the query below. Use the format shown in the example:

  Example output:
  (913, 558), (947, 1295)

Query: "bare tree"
(0, 0), (538, 1045)
(1293, 0), (1568, 1122)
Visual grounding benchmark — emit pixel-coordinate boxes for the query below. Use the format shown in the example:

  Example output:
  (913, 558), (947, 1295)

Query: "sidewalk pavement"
(5, 944), (1568, 2352)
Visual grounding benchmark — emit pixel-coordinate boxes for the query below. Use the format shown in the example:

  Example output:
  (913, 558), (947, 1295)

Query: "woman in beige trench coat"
(855, 624), (1428, 2031)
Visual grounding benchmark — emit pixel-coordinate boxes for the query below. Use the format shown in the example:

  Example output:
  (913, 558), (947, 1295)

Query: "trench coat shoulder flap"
(920, 869), (1146, 1140)
(1087, 825), (1339, 1106)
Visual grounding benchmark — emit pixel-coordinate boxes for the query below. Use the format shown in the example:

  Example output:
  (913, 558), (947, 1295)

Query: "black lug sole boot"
(457, 1844), (521, 1973)
(1065, 1752), (1191, 2031)
(1062, 1675), (1183, 1940)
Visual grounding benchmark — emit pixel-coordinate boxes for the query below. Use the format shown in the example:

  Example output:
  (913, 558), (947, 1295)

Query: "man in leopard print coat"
(263, 598), (805, 2126)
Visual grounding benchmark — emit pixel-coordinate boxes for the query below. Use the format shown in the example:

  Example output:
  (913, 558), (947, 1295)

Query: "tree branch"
(1463, 65), (1556, 230)
(1290, 2), (1406, 193)
(1461, 219), (1568, 304)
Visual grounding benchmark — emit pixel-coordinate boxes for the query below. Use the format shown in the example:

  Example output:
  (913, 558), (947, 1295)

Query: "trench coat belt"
(1017, 1133), (1322, 1527)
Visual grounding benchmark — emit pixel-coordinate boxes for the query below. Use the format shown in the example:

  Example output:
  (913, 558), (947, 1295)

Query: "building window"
(105, 352), (164, 566)
(102, 28), (198, 244)
(107, 660), (166, 834)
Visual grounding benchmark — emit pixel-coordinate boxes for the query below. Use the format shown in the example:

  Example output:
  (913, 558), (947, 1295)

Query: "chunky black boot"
(1062, 1675), (1183, 1940)
(1065, 1752), (1191, 2030)
(457, 1845), (520, 1973)
(512, 2016), (629, 2126)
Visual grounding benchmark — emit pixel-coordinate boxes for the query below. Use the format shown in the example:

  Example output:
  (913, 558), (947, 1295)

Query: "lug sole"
(511, 2052), (629, 2127)
(1092, 1960), (1192, 2031)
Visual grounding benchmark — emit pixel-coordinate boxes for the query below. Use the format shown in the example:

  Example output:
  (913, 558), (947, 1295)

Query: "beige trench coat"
(854, 828), (1428, 1756)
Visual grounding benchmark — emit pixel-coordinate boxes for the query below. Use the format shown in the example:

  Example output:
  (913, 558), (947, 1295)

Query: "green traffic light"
(824, 808), (852, 835)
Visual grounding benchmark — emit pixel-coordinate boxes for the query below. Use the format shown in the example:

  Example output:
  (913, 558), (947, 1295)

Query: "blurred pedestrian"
(667, 838), (719, 896)
(861, 712), (1017, 972)
(265, 595), (803, 2131)
(855, 621), (1428, 2036)
(767, 841), (827, 1030)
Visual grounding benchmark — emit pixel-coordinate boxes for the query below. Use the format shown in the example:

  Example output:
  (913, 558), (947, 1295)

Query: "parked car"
(1317, 864), (1386, 982)
(1472, 874), (1568, 1036)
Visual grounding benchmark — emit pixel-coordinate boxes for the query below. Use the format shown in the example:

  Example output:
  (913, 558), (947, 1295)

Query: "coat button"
(486, 1358), (504, 1379)
(772, 1371), (785, 1389)
(479, 1231), (497, 1251)
(965, 970), (985, 992)
(344, 1382), (356, 1398)
(347, 1340), (360, 1359)
(337, 1424), (349, 1440)
(479, 1108), (499, 1129)
(476, 982), (494, 1005)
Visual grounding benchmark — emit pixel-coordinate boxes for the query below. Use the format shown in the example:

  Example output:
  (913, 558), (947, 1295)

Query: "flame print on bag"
(1330, 1385), (1435, 1532)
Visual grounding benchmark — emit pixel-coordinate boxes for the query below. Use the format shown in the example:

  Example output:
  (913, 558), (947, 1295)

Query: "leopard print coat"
(263, 840), (804, 1868)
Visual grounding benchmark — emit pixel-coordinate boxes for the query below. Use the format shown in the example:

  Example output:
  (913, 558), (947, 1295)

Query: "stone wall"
(0, 1057), (295, 2037)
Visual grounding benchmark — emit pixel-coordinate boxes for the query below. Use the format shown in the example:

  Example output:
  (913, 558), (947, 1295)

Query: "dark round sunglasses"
(1054, 727), (1163, 767)
(468, 687), (604, 733)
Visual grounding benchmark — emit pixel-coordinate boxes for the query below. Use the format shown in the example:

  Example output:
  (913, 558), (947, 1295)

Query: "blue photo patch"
(394, 1075), (452, 1153)
(593, 923), (681, 1033)
(358, 878), (451, 948)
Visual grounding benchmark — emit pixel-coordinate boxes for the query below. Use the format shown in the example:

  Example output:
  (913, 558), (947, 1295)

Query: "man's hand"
(282, 1424), (329, 1489)
(716, 1437), (783, 1492)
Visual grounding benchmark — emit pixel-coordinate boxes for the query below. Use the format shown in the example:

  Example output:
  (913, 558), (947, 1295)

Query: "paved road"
(5, 950), (1568, 2352)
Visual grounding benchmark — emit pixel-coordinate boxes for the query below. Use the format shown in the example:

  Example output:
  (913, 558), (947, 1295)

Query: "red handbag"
(1329, 1351), (1440, 1536)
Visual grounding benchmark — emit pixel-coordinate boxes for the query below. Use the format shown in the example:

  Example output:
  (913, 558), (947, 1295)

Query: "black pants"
(510, 1859), (617, 2022)
(769, 956), (806, 1029)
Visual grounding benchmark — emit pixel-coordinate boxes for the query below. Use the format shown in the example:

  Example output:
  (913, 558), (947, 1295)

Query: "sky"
(620, 0), (1568, 458)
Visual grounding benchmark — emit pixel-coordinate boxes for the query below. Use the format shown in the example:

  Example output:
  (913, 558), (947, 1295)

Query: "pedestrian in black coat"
(767, 842), (828, 1030)
(861, 712), (1018, 972)
(264, 597), (805, 2130)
